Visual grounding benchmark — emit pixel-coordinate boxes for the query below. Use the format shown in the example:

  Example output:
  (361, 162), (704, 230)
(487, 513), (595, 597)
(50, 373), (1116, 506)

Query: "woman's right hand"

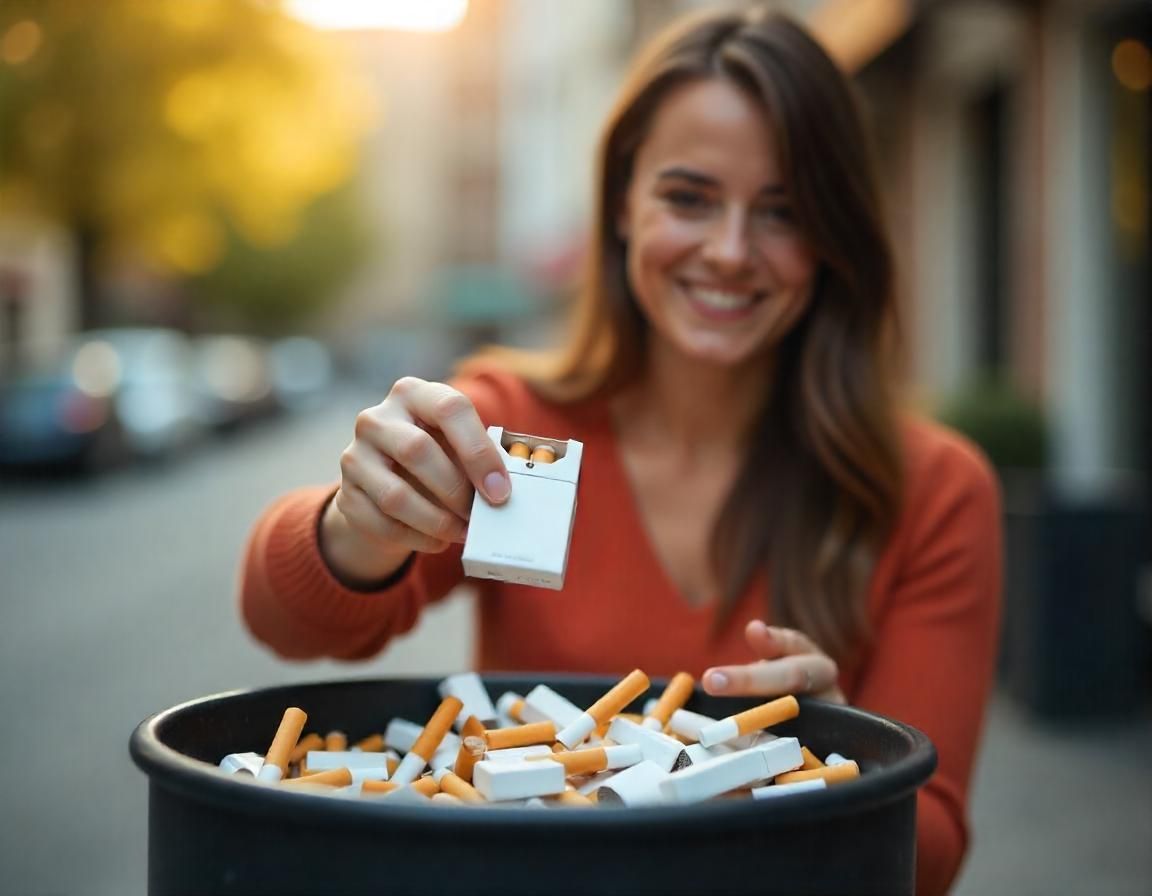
(319, 376), (511, 587)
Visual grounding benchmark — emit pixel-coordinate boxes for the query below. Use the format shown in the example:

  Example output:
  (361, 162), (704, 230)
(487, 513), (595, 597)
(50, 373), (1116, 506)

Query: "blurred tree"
(0, 0), (374, 329)
(190, 175), (372, 332)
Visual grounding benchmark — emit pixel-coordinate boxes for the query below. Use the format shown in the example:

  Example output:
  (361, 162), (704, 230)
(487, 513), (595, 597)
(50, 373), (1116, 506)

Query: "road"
(0, 384), (1148, 895)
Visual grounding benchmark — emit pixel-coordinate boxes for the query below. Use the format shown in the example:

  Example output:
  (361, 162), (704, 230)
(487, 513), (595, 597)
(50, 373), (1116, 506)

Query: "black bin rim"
(130, 673), (937, 831)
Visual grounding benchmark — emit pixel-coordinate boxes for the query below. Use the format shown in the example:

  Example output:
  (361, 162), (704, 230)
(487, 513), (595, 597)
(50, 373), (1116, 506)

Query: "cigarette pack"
(461, 426), (583, 590)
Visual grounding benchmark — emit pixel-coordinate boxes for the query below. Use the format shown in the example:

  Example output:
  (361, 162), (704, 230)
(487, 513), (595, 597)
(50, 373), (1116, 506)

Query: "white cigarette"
(751, 779), (828, 799)
(218, 752), (264, 776)
(606, 716), (691, 772)
(555, 712), (598, 749)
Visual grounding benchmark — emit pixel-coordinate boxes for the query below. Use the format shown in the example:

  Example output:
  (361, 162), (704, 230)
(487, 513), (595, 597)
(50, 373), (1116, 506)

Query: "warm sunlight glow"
(285, 0), (468, 32)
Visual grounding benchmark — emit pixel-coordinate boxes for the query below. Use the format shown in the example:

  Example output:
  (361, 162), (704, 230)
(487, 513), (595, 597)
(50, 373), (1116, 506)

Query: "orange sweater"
(240, 369), (1001, 896)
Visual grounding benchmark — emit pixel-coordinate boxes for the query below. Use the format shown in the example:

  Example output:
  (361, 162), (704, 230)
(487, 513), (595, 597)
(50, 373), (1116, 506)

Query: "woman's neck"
(612, 345), (773, 460)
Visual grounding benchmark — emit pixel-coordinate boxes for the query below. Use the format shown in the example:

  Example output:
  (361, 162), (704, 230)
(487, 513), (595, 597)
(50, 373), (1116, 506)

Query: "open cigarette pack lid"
(131, 675), (937, 896)
(461, 426), (582, 590)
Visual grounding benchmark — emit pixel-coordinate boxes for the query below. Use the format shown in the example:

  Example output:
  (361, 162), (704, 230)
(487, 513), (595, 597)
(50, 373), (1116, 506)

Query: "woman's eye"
(663, 190), (712, 211)
(755, 204), (795, 224)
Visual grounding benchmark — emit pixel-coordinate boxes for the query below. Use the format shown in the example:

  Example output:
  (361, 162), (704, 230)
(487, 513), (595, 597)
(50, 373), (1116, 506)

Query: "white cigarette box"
(472, 759), (566, 801)
(461, 426), (583, 590)
(595, 760), (672, 807)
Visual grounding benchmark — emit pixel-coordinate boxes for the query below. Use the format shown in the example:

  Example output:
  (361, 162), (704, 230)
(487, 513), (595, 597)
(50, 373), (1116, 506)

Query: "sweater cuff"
(265, 486), (428, 632)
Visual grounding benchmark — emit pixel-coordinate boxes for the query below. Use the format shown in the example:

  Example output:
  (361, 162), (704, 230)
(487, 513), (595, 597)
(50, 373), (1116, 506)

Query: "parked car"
(190, 334), (279, 431)
(0, 328), (203, 473)
(0, 354), (127, 472)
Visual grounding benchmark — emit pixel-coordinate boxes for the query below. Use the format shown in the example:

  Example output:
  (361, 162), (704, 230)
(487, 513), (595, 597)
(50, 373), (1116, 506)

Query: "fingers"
(702, 655), (837, 699)
(332, 484), (455, 555)
(340, 443), (468, 546)
(700, 620), (842, 701)
(353, 410), (474, 521)
(387, 378), (511, 505)
(744, 619), (824, 660)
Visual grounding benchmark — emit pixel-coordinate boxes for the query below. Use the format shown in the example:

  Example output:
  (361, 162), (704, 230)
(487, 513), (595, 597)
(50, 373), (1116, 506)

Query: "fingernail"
(707, 671), (729, 691)
(483, 471), (510, 503)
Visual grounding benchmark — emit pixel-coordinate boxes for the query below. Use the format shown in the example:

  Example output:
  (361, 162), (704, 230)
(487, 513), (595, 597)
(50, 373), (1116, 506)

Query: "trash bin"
(130, 675), (936, 896)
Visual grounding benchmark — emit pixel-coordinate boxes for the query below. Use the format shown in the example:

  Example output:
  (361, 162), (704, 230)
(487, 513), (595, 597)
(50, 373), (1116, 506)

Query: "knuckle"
(375, 478), (408, 515)
(394, 430), (434, 468)
(353, 409), (383, 440)
(389, 376), (425, 399)
(430, 387), (472, 421)
(338, 448), (358, 479)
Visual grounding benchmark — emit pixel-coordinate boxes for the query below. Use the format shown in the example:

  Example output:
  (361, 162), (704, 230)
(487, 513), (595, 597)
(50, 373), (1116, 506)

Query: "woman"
(240, 6), (1000, 894)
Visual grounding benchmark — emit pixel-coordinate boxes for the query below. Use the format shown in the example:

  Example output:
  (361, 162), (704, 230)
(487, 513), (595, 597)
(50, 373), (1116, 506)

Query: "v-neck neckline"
(593, 397), (720, 617)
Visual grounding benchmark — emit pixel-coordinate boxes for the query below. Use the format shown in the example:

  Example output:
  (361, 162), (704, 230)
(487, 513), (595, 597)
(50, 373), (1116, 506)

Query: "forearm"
(238, 486), (446, 660)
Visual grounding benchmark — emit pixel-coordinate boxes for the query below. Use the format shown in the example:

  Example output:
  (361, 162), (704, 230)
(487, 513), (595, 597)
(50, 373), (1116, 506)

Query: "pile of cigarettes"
(217, 670), (860, 808)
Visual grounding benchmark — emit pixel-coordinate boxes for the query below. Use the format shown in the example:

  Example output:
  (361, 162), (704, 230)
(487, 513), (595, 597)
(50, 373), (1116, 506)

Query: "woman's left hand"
(702, 620), (846, 704)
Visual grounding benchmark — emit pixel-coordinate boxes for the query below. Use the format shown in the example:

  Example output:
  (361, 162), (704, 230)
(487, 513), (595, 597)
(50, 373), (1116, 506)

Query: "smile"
(681, 282), (765, 318)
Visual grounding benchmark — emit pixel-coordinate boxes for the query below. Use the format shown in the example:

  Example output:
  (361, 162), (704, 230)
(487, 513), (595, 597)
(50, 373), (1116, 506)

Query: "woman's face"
(619, 77), (817, 369)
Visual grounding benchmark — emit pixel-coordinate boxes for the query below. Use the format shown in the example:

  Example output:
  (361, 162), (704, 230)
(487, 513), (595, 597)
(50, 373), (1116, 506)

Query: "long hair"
(465, 5), (904, 664)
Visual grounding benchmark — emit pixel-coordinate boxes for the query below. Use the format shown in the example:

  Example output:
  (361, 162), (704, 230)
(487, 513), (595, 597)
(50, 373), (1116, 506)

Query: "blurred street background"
(1, 1), (1150, 894)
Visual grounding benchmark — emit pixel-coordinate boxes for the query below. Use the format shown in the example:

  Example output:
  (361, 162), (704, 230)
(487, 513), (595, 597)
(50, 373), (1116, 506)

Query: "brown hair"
(464, 5), (904, 664)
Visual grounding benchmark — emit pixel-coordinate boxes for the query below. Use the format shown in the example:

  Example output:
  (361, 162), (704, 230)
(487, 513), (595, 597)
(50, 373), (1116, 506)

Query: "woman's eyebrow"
(655, 166), (786, 196)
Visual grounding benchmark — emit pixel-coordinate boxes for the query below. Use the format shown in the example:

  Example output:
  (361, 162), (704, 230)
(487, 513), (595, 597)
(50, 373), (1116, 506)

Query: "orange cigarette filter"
(411, 776), (440, 797)
(439, 771), (485, 803)
(529, 747), (608, 777)
(354, 733), (385, 752)
(648, 672), (695, 726)
(484, 720), (557, 750)
(530, 445), (556, 464)
(587, 669), (650, 724)
(431, 792), (463, 805)
(555, 789), (595, 807)
(281, 767), (352, 788)
(411, 696), (464, 761)
(461, 715), (485, 739)
(800, 746), (825, 770)
(453, 736), (487, 782)
(506, 698), (526, 722)
(325, 730), (348, 752)
(387, 755), (401, 776)
(265, 707), (308, 776)
(776, 760), (860, 786)
(731, 695), (800, 736)
(289, 732), (324, 764)
(507, 441), (531, 460)
(363, 777), (440, 797)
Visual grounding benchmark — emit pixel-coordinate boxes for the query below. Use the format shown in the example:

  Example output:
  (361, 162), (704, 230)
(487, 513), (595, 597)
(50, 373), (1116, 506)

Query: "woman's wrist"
(318, 495), (414, 590)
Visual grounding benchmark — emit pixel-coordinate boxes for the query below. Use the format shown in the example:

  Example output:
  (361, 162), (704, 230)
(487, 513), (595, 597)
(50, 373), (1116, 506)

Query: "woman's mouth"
(681, 282), (764, 320)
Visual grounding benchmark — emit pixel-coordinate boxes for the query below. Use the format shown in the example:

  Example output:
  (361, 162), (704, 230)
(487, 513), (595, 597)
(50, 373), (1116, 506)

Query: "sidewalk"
(954, 693), (1152, 895)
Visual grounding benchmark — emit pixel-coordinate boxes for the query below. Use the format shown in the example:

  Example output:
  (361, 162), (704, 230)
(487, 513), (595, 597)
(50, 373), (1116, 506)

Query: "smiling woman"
(284, 0), (468, 32)
(239, 7), (1001, 895)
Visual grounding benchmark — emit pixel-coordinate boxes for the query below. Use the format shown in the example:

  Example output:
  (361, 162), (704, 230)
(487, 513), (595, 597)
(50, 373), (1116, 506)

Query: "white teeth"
(689, 286), (756, 310)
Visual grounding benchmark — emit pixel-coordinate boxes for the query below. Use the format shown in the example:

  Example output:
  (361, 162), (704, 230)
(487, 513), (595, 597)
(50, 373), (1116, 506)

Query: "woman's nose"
(701, 209), (753, 272)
